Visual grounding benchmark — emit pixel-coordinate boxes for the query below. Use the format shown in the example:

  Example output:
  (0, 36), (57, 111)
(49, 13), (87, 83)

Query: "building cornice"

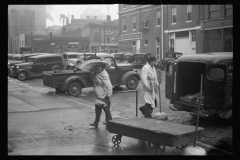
(164, 26), (201, 33)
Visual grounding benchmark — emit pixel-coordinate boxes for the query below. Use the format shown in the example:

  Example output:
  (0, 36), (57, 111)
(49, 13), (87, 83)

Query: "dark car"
(42, 54), (141, 97)
(156, 52), (183, 70)
(166, 52), (233, 119)
(114, 52), (126, 64)
(9, 54), (64, 81)
(123, 53), (135, 63)
(132, 53), (154, 68)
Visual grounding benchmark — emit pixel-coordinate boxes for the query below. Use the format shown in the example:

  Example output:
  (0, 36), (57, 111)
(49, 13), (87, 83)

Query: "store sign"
(119, 32), (142, 41)
(68, 42), (79, 44)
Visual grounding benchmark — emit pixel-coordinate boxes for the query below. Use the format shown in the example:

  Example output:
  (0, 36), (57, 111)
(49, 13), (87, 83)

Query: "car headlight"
(16, 66), (19, 69)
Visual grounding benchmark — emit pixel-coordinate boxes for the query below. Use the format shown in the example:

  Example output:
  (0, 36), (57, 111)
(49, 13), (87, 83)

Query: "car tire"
(17, 71), (27, 81)
(126, 76), (138, 90)
(67, 81), (82, 97)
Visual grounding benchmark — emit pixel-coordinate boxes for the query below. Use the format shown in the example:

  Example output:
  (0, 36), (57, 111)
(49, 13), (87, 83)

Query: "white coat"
(93, 70), (112, 107)
(141, 63), (159, 108)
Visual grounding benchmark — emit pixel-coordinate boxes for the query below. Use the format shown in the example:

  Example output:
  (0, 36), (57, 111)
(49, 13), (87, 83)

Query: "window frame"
(209, 5), (220, 19)
(156, 10), (161, 26)
(225, 4), (233, 17)
(187, 5), (192, 22)
(123, 18), (126, 32)
(144, 40), (148, 46)
(144, 12), (149, 28)
(172, 7), (177, 24)
(132, 40), (136, 46)
(133, 15), (136, 30)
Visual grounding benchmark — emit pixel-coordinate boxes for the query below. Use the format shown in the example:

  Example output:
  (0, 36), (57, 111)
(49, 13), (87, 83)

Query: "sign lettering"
(119, 32), (142, 41)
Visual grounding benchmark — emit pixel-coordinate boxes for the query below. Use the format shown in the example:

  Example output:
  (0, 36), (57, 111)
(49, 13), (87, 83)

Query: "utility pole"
(104, 22), (105, 52)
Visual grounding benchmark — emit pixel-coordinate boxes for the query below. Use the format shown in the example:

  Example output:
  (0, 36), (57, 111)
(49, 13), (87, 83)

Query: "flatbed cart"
(107, 117), (204, 154)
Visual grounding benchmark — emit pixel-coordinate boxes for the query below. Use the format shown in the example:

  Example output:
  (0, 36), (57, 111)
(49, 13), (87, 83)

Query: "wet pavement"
(8, 77), (232, 156)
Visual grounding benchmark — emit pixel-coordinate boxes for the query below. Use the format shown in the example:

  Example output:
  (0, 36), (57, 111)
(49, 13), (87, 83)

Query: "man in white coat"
(139, 56), (159, 118)
(90, 63), (113, 127)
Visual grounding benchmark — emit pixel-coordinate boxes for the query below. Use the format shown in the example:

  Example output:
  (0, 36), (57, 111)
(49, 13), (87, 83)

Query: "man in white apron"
(139, 56), (159, 118)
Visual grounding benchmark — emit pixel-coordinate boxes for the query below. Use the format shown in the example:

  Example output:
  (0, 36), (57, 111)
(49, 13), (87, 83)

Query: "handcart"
(107, 90), (204, 154)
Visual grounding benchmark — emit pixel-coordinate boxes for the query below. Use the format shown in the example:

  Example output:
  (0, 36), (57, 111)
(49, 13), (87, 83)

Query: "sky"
(46, 5), (119, 27)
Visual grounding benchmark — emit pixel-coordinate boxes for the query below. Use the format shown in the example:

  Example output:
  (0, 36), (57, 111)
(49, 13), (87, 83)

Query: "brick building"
(80, 16), (119, 53)
(35, 37), (90, 53)
(118, 4), (233, 61)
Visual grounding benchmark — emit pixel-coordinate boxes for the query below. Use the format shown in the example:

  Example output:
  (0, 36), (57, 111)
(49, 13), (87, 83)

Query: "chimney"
(66, 17), (69, 25)
(50, 32), (52, 39)
(107, 15), (111, 23)
(63, 18), (65, 26)
(72, 15), (74, 20)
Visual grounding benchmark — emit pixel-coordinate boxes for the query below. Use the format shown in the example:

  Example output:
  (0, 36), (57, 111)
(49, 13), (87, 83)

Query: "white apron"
(141, 63), (159, 108)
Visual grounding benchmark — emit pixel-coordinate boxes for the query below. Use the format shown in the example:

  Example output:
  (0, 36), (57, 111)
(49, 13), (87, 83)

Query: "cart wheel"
(157, 145), (166, 154)
(112, 135), (122, 145)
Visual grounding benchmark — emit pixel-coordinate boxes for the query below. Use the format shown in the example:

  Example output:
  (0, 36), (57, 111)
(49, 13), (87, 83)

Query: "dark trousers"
(94, 103), (112, 123)
(140, 99), (157, 118)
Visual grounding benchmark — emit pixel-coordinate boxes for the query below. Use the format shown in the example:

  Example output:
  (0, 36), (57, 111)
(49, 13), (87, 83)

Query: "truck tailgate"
(43, 73), (53, 88)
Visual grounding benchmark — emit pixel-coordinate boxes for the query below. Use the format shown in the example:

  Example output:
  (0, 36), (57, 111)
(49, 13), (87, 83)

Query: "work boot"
(139, 105), (145, 115)
(89, 122), (98, 127)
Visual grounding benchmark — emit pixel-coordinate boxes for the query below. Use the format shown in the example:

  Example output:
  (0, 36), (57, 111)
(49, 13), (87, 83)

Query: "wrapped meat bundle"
(77, 59), (111, 72)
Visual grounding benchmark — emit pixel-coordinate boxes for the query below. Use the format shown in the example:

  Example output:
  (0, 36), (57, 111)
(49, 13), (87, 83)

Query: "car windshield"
(124, 55), (133, 58)
(136, 55), (145, 58)
(68, 55), (78, 59)
(28, 58), (35, 63)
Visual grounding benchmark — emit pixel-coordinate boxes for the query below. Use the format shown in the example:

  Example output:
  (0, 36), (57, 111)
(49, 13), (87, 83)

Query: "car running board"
(189, 112), (212, 117)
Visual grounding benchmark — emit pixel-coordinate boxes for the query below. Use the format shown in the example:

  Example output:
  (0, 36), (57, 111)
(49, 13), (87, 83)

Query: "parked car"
(61, 52), (84, 69)
(166, 52), (233, 119)
(8, 54), (19, 60)
(42, 54), (141, 97)
(132, 53), (154, 68)
(114, 52), (125, 63)
(123, 53), (135, 63)
(156, 52), (183, 70)
(9, 54), (64, 81)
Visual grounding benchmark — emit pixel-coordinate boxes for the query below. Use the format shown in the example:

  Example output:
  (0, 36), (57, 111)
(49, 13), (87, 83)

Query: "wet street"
(8, 70), (232, 155)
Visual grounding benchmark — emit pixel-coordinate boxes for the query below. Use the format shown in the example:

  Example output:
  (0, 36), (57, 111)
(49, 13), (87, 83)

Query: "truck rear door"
(204, 64), (227, 109)
(165, 61), (176, 103)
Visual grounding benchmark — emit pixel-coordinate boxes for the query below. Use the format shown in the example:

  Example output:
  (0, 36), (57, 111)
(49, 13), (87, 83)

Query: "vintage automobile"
(166, 52), (233, 119)
(61, 52), (84, 69)
(42, 54), (141, 97)
(132, 53), (154, 68)
(9, 54), (64, 81)
(156, 52), (183, 70)
(114, 52), (126, 63)
(123, 53), (135, 63)
(8, 54), (19, 60)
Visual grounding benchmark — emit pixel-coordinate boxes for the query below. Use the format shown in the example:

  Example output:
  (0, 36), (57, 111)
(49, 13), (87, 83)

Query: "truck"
(42, 54), (141, 97)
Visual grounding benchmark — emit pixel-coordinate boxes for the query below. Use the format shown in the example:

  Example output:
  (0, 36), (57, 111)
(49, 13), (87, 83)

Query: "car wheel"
(126, 76), (138, 90)
(67, 81), (82, 97)
(17, 71), (27, 81)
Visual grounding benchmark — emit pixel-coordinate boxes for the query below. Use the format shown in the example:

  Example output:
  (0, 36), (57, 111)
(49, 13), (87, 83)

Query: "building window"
(133, 16), (136, 30)
(205, 29), (222, 52)
(123, 18), (126, 31)
(157, 11), (161, 26)
(169, 33), (174, 52)
(225, 5), (233, 17)
(132, 41), (136, 46)
(144, 13), (149, 28)
(191, 30), (196, 41)
(224, 28), (233, 52)
(187, 5), (192, 21)
(144, 40), (148, 45)
(172, 7), (177, 24)
(209, 5), (220, 19)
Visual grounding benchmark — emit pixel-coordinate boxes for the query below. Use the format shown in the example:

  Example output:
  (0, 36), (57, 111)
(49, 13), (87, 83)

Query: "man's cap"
(148, 56), (157, 62)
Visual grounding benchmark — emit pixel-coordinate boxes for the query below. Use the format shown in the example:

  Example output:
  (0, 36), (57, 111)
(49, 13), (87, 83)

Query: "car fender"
(52, 65), (61, 70)
(62, 76), (85, 91)
(120, 71), (141, 85)
(16, 69), (35, 77)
